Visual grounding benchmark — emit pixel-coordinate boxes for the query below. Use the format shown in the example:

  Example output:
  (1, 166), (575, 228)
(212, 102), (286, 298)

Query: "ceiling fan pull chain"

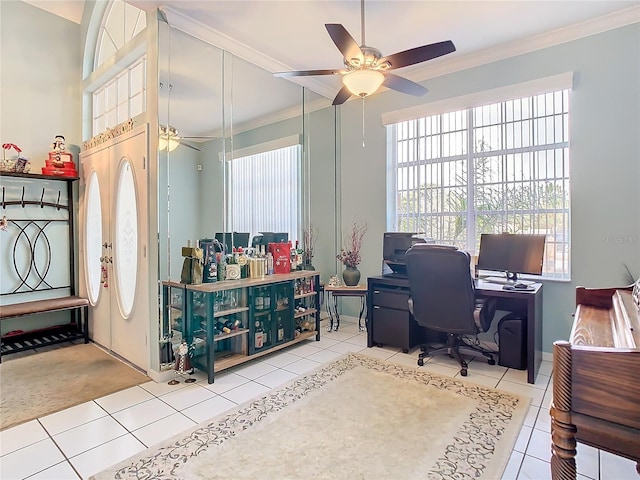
(362, 96), (366, 148)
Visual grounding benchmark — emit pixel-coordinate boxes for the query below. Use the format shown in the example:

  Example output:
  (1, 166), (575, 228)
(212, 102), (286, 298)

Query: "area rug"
(93, 353), (529, 480)
(0, 343), (149, 430)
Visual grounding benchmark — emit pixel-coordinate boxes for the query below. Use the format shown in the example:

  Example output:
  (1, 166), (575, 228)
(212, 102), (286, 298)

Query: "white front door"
(79, 125), (149, 371)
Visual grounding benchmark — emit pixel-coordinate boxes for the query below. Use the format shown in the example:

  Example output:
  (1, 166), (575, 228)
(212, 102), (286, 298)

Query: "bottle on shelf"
(263, 286), (271, 311)
(266, 251), (274, 275)
(237, 247), (248, 278)
(217, 253), (226, 281)
(277, 318), (284, 342)
(295, 240), (304, 271)
(254, 320), (264, 348)
(255, 287), (264, 311)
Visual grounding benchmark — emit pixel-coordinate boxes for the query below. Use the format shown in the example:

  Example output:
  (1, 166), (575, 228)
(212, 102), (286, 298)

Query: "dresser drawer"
(371, 288), (410, 310)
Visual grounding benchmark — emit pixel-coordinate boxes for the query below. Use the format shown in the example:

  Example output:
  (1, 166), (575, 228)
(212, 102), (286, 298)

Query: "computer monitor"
(382, 232), (428, 276)
(476, 233), (546, 281)
(214, 232), (250, 253)
(252, 232), (289, 249)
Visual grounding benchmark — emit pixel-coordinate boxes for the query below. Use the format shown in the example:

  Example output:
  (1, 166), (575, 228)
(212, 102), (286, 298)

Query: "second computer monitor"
(214, 232), (250, 253)
(476, 233), (546, 281)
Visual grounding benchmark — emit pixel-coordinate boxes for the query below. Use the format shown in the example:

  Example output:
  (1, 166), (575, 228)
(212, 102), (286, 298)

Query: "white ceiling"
(136, 0), (639, 100)
(25, 0), (640, 138)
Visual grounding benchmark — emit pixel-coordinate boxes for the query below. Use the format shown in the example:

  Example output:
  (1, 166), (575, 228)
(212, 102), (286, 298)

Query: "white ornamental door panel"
(110, 129), (148, 370)
(80, 125), (149, 371)
(79, 146), (111, 348)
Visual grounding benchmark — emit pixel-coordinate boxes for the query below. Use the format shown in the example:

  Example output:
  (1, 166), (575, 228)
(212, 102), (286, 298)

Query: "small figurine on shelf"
(43, 135), (77, 176)
(168, 341), (196, 385)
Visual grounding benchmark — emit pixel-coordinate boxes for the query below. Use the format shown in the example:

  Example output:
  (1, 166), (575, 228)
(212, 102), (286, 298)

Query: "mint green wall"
(336, 24), (640, 352)
(1, 1), (82, 168)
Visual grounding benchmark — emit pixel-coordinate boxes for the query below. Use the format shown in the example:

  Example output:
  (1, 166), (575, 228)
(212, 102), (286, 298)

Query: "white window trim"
(381, 72), (574, 126)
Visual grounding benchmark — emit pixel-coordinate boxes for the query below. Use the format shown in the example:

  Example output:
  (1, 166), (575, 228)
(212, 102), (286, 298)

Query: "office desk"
(324, 284), (367, 332)
(367, 275), (543, 384)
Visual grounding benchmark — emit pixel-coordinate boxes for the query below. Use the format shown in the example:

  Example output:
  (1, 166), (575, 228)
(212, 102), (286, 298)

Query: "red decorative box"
(269, 243), (291, 274)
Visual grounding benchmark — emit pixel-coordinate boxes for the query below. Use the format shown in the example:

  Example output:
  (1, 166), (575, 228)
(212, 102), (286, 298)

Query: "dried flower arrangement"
(303, 224), (319, 264)
(336, 220), (368, 268)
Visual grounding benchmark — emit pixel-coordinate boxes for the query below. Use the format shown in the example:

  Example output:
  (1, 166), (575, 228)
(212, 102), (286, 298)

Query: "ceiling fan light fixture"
(343, 69), (384, 98)
(167, 138), (180, 152)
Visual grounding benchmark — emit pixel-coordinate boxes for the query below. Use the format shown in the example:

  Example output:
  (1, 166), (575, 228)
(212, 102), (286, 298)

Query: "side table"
(324, 284), (368, 332)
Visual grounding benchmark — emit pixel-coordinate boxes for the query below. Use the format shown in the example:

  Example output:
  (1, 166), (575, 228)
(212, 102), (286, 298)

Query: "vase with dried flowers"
(302, 224), (319, 270)
(336, 220), (368, 286)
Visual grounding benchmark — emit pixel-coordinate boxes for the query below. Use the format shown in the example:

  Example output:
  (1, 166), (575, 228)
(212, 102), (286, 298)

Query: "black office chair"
(406, 244), (497, 376)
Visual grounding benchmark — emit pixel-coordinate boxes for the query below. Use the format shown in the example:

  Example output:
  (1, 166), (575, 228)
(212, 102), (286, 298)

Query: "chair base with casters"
(417, 333), (496, 376)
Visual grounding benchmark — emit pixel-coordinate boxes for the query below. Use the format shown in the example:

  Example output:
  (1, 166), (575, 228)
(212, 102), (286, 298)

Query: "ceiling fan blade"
(274, 69), (345, 78)
(382, 73), (428, 97)
(179, 141), (202, 152)
(332, 85), (352, 106)
(325, 24), (364, 65)
(379, 40), (456, 71)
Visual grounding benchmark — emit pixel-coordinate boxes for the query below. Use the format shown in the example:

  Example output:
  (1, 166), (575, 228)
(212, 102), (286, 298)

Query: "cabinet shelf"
(294, 291), (316, 300)
(214, 328), (248, 341)
(213, 306), (249, 318)
(295, 307), (317, 319)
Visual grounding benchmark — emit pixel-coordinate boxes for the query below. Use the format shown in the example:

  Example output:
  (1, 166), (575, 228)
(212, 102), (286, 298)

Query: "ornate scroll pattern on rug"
(104, 353), (526, 480)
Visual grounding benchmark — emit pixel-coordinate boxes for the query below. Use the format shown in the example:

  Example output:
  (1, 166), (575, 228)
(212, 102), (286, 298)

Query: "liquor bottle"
(237, 247), (248, 278)
(290, 241), (297, 271)
(254, 320), (264, 348)
(263, 286), (271, 311)
(266, 252), (274, 275)
(295, 240), (303, 271)
(277, 318), (284, 342)
(217, 253), (226, 281)
(255, 287), (264, 310)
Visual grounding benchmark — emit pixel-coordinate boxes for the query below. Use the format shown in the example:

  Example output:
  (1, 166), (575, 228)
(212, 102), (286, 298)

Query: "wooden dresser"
(550, 280), (640, 479)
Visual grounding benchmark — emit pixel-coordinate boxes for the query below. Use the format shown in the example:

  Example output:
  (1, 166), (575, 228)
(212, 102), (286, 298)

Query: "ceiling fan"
(274, 0), (456, 105)
(159, 125), (207, 152)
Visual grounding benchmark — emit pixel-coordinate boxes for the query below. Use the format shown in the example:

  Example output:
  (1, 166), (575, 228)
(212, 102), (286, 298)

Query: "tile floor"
(1, 319), (637, 480)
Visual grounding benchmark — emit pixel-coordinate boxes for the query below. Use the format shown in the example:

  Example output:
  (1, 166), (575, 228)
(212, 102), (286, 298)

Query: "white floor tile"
(358, 346), (398, 360)
(284, 342), (324, 358)
(39, 401), (107, 436)
(342, 334), (368, 346)
(94, 386), (154, 414)
(514, 425), (533, 453)
(282, 358), (322, 375)
(132, 413), (196, 448)
(220, 381), (271, 405)
(182, 395), (238, 424)
(139, 379), (189, 397)
(259, 351), (301, 368)
(158, 384), (216, 411)
(534, 408), (551, 433)
(518, 454), (551, 480)
(502, 450), (524, 480)
(321, 330), (358, 342)
(201, 371), (249, 394)
(600, 450), (639, 480)
(254, 368), (299, 389)
(69, 434), (146, 480)
(310, 336), (340, 349)
(306, 348), (342, 364)
(53, 415), (128, 458)
(496, 380), (544, 407)
(0, 420), (48, 456)
(326, 341), (367, 354)
(523, 406), (540, 428)
(231, 360), (278, 380)
(465, 357), (508, 379)
(538, 360), (553, 377)
(111, 398), (178, 431)
(27, 460), (80, 479)
(0, 438), (65, 480)
(525, 428), (551, 463)
(575, 443), (600, 478)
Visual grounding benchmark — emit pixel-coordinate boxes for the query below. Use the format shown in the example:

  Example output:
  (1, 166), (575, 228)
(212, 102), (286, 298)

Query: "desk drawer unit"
(370, 288), (424, 352)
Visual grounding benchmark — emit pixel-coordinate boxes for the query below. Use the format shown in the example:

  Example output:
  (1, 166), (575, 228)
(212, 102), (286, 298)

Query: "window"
(90, 0), (146, 137)
(229, 144), (301, 242)
(387, 88), (570, 279)
(92, 57), (146, 135)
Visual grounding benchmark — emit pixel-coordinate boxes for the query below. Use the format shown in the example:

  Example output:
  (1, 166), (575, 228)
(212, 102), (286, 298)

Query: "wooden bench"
(0, 296), (89, 360)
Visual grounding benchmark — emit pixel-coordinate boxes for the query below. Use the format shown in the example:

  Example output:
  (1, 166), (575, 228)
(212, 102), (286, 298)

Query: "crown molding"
(406, 5), (640, 84)
(160, 6), (338, 99)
